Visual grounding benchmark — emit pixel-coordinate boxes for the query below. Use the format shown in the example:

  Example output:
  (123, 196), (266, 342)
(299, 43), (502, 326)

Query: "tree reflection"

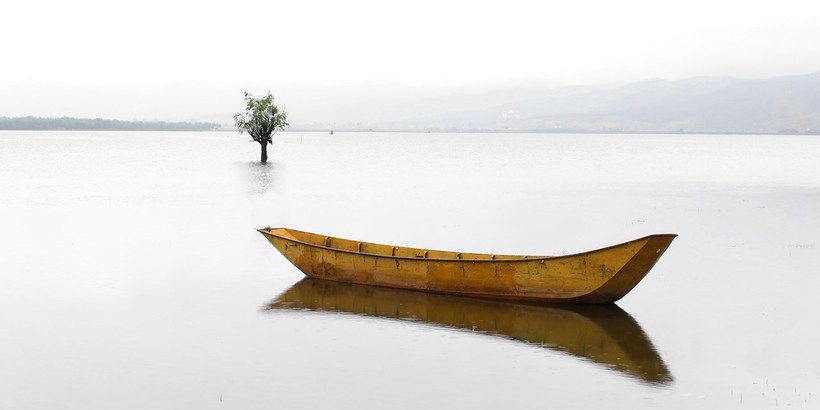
(241, 161), (276, 194)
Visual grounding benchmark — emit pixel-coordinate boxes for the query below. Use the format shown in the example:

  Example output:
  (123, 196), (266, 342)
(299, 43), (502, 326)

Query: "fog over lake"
(4, 0), (820, 407)
(1, 131), (818, 408)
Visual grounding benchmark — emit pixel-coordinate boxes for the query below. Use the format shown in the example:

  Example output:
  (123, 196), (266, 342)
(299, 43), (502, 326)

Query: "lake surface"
(1, 131), (818, 409)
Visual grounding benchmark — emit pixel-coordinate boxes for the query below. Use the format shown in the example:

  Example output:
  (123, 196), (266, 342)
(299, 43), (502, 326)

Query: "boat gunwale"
(257, 227), (678, 264)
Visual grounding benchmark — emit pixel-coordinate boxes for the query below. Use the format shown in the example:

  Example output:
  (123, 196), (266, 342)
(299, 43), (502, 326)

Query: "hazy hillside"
(376, 71), (820, 133)
(0, 116), (219, 131)
(4, 72), (818, 133)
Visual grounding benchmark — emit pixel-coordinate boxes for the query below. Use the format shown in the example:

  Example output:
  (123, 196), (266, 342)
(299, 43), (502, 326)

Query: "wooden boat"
(258, 227), (676, 304)
(267, 278), (673, 384)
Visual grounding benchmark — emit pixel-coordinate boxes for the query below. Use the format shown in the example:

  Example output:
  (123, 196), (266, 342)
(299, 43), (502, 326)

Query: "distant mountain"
(0, 116), (220, 131)
(374, 71), (820, 133)
(4, 72), (818, 134)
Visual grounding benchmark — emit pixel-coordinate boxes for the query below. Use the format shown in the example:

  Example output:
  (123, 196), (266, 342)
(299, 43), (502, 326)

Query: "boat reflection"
(265, 278), (673, 385)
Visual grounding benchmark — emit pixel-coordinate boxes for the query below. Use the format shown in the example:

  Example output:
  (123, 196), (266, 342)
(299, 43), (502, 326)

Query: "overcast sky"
(2, 0), (819, 123)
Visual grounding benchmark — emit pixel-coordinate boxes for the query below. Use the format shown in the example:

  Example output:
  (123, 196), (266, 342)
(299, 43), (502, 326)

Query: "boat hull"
(258, 227), (676, 304)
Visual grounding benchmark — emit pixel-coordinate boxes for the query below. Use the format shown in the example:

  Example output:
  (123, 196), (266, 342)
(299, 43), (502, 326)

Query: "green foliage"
(233, 91), (289, 145)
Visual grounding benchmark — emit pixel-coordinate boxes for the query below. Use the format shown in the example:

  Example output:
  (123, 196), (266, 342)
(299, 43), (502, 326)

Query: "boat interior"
(262, 227), (544, 261)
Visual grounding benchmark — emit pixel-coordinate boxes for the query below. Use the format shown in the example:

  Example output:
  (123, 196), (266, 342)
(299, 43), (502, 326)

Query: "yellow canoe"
(267, 278), (673, 384)
(258, 227), (676, 304)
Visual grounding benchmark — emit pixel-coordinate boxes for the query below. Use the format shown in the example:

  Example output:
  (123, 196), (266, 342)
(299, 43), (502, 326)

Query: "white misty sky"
(2, 0), (819, 122)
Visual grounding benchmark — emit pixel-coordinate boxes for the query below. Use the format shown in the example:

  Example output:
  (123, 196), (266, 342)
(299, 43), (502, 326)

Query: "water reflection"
(266, 278), (673, 385)
(239, 161), (277, 194)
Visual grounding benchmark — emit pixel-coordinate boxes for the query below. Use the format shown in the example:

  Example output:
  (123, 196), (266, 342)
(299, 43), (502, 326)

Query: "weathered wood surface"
(259, 227), (676, 304)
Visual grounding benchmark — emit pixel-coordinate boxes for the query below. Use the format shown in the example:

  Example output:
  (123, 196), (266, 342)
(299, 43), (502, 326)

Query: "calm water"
(1, 131), (818, 409)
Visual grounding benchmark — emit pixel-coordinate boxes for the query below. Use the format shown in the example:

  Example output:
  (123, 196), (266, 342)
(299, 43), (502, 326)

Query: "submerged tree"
(234, 91), (289, 163)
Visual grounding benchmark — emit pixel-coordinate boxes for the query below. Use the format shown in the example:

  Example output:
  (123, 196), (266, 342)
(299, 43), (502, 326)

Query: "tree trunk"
(260, 141), (268, 163)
